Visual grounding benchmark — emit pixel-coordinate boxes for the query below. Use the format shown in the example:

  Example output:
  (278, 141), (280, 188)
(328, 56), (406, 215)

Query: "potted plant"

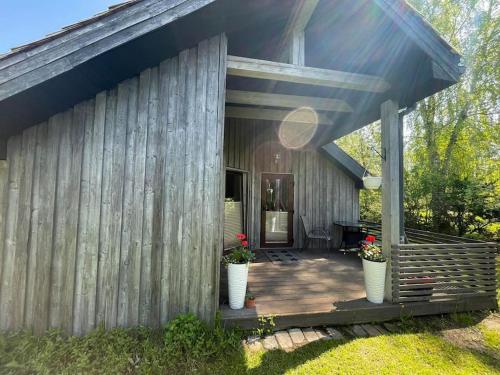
(359, 236), (387, 304)
(245, 291), (256, 309)
(223, 233), (255, 310)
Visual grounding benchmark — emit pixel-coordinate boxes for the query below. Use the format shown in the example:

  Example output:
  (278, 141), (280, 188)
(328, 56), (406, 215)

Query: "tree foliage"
(338, 0), (499, 240)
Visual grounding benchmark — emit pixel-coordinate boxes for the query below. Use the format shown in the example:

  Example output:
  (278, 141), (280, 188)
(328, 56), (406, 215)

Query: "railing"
(392, 243), (498, 303)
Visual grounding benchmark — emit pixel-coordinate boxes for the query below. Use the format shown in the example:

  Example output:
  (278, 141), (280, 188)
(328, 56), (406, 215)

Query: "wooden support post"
(398, 114), (405, 241)
(0, 139), (6, 160)
(282, 0), (319, 65)
(381, 99), (401, 302)
(289, 31), (305, 66)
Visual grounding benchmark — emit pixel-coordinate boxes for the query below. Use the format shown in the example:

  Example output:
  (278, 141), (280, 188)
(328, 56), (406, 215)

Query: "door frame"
(260, 173), (294, 248)
(224, 167), (249, 249)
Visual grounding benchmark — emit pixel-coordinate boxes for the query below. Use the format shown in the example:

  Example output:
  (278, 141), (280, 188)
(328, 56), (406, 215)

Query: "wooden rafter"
(225, 90), (353, 112)
(228, 55), (390, 93)
(280, 0), (319, 64)
(225, 106), (334, 125)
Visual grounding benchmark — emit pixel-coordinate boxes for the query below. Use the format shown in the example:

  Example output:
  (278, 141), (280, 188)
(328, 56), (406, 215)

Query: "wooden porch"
(221, 231), (498, 330)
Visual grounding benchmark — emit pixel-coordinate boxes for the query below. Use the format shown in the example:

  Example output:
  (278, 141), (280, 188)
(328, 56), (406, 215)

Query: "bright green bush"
(164, 313), (240, 361)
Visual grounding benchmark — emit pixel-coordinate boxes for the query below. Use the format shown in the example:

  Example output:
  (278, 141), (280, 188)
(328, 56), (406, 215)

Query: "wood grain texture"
(0, 160), (8, 302)
(223, 119), (360, 250)
(392, 243), (497, 303)
(381, 99), (400, 302)
(0, 34), (227, 335)
(227, 55), (390, 92)
(0, 0), (217, 101)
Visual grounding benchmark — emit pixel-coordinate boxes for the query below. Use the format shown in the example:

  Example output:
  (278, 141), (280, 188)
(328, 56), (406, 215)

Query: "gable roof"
(0, 0), (463, 139)
(0, 1), (141, 61)
(0, 0), (216, 102)
(373, 0), (463, 82)
(321, 143), (368, 188)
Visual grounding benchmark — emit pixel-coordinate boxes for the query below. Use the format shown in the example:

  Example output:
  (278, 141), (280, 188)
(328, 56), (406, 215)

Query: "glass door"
(261, 173), (294, 247)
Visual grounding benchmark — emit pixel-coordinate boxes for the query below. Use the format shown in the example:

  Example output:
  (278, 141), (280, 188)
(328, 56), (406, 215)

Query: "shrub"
(164, 312), (240, 362)
(0, 313), (241, 374)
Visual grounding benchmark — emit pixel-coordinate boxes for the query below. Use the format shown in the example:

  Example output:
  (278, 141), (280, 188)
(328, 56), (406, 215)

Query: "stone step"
(275, 331), (294, 351)
(288, 328), (306, 346)
(262, 335), (279, 350)
(383, 322), (400, 333)
(351, 325), (369, 337)
(245, 322), (393, 352)
(303, 327), (321, 342)
(326, 327), (345, 340)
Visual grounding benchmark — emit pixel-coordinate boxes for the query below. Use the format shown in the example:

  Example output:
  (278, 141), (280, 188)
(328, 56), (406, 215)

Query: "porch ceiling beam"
(288, 0), (320, 33)
(225, 90), (353, 113)
(225, 106), (334, 126)
(228, 55), (391, 93)
(279, 0), (320, 64)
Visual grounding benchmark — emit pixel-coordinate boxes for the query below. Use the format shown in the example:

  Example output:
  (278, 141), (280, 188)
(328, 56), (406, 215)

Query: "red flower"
(236, 233), (246, 240)
(241, 240), (249, 247)
(366, 235), (376, 243)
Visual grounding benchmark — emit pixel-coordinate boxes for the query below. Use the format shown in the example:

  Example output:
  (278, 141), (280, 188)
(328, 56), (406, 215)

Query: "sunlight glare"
(278, 107), (319, 149)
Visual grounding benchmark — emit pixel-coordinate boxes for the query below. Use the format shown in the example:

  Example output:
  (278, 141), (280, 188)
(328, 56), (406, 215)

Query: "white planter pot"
(363, 176), (382, 190)
(228, 263), (249, 309)
(362, 259), (387, 304)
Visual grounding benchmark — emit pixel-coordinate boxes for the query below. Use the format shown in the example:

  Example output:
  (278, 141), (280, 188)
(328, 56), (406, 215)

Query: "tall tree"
(407, 0), (499, 235)
(337, 0), (499, 239)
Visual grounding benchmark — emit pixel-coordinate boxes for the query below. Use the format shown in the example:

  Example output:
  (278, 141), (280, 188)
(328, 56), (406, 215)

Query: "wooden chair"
(300, 215), (331, 250)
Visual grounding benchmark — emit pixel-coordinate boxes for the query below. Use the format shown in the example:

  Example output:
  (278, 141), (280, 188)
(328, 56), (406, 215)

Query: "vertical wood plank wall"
(0, 34), (227, 335)
(224, 118), (360, 249)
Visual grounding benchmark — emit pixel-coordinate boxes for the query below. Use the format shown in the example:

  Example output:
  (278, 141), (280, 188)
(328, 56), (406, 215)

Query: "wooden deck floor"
(222, 248), (366, 317)
(220, 248), (498, 329)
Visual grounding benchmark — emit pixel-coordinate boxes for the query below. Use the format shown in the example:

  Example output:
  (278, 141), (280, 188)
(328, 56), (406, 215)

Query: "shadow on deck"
(221, 247), (498, 330)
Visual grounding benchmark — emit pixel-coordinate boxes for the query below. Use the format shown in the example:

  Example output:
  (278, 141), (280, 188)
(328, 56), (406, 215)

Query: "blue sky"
(0, 0), (115, 54)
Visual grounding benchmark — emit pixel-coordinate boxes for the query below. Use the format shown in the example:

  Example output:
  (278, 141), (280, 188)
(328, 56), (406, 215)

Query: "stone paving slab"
(315, 329), (329, 340)
(361, 324), (382, 337)
(247, 340), (264, 352)
(288, 328), (306, 346)
(262, 335), (279, 350)
(275, 331), (294, 351)
(383, 322), (399, 333)
(245, 323), (397, 352)
(373, 325), (389, 335)
(326, 327), (345, 340)
(351, 325), (369, 337)
(303, 327), (321, 342)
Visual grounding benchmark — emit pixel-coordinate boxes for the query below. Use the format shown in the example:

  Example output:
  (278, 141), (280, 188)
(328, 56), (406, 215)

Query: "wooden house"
(0, 0), (496, 334)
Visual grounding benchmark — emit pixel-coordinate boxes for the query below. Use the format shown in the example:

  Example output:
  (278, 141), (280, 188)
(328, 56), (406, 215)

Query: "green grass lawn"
(1, 258), (498, 374)
(233, 329), (499, 375)
(1, 313), (498, 374)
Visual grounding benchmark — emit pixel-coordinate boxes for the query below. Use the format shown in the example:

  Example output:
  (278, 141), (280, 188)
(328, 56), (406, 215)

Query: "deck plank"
(244, 251), (365, 315)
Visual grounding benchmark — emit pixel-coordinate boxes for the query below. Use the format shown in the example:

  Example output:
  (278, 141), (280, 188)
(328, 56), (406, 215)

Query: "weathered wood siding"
(0, 34), (227, 335)
(224, 118), (360, 249)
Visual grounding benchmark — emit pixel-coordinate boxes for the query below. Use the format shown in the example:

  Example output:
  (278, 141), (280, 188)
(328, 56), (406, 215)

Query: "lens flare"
(278, 107), (318, 149)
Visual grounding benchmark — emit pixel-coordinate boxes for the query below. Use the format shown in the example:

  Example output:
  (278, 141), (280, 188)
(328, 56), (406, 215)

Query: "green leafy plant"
(164, 313), (212, 360)
(164, 313), (241, 362)
(245, 291), (255, 301)
(222, 234), (255, 266)
(359, 243), (386, 263)
(254, 315), (276, 337)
